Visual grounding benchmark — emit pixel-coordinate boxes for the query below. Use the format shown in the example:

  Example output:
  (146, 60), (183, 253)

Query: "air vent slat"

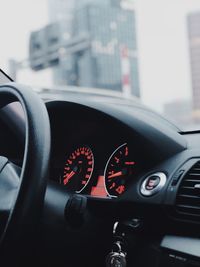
(176, 210), (200, 218)
(175, 161), (200, 222)
(191, 168), (200, 171)
(178, 194), (200, 199)
(177, 204), (200, 210)
(183, 179), (200, 182)
(180, 186), (194, 190)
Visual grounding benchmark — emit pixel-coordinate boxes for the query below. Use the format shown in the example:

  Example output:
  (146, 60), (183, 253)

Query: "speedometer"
(104, 143), (136, 197)
(62, 146), (94, 193)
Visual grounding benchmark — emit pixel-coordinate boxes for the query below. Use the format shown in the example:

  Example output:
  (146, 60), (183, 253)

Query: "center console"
(111, 220), (200, 267)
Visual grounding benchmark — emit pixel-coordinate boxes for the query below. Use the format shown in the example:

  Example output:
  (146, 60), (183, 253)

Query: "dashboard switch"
(145, 175), (160, 190)
(140, 172), (167, 196)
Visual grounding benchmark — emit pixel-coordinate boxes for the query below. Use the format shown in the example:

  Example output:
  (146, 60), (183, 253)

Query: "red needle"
(63, 170), (76, 185)
(108, 171), (123, 179)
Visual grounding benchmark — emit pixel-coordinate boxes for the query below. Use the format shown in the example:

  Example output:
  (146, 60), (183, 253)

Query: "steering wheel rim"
(0, 83), (50, 257)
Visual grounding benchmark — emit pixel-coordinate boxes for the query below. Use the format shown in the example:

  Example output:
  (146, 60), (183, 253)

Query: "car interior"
(0, 78), (200, 266)
(1, 0), (200, 266)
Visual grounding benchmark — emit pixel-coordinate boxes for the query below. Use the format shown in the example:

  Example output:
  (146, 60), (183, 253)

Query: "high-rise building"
(71, 3), (139, 96)
(47, 0), (77, 84)
(30, 0), (139, 97)
(188, 12), (200, 111)
(48, 0), (75, 23)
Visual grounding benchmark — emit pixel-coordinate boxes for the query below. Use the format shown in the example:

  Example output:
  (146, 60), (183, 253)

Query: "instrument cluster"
(59, 143), (138, 198)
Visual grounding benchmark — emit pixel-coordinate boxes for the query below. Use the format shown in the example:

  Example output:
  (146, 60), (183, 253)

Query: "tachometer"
(62, 146), (94, 193)
(104, 143), (136, 197)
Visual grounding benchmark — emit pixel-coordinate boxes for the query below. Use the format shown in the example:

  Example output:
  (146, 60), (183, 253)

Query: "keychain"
(106, 241), (127, 267)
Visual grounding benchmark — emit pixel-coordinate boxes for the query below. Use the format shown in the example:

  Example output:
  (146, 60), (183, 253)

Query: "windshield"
(1, 0), (200, 131)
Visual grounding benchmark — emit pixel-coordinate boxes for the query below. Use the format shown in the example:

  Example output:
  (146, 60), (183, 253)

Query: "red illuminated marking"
(85, 174), (90, 179)
(108, 171), (123, 179)
(109, 182), (116, 189)
(125, 161), (135, 165)
(87, 156), (91, 160)
(116, 185), (125, 194)
(87, 168), (92, 172)
(125, 146), (128, 156)
(67, 160), (72, 164)
(75, 149), (80, 156)
(88, 161), (93, 165)
(78, 161), (83, 164)
(115, 157), (120, 163)
(82, 180), (87, 185)
(90, 176), (107, 197)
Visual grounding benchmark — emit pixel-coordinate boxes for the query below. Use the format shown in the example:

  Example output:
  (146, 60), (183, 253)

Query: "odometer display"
(62, 146), (94, 193)
(104, 143), (136, 197)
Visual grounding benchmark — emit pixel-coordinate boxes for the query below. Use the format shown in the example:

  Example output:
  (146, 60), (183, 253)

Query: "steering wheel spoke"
(0, 157), (19, 212)
(0, 157), (19, 233)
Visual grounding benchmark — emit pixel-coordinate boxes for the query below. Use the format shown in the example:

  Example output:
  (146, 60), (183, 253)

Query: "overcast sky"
(1, 0), (200, 112)
(0, 0), (52, 87)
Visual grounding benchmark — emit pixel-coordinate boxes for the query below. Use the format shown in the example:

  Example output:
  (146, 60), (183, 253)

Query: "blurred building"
(29, 0), (140, 97)
(163, 100), (193, 128)
(188, 12), (200, 114)
(48, 0), (76, 83)
(48, 0), (75, 23)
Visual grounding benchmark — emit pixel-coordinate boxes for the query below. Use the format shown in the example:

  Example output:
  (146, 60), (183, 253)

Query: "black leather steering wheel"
(0, 83), (50, 264)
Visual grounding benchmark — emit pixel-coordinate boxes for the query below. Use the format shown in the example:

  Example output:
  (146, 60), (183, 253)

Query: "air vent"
(176, 161), (200, 222)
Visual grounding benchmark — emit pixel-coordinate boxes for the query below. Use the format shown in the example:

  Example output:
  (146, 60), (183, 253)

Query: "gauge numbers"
(63, 146), (94, 193)
(104, 143), (136, 197)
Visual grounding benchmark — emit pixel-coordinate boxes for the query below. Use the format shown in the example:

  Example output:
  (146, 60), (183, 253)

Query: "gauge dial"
(62, 146), (94, 193)
(104, 143), (136, 197)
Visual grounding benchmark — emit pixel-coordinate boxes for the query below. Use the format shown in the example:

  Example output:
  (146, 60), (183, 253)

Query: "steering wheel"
(0, 83), (50, 265)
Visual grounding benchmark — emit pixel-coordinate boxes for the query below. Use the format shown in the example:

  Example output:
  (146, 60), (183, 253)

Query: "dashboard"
(48, 101), (145, 198)
(46, 100), (188, 205)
